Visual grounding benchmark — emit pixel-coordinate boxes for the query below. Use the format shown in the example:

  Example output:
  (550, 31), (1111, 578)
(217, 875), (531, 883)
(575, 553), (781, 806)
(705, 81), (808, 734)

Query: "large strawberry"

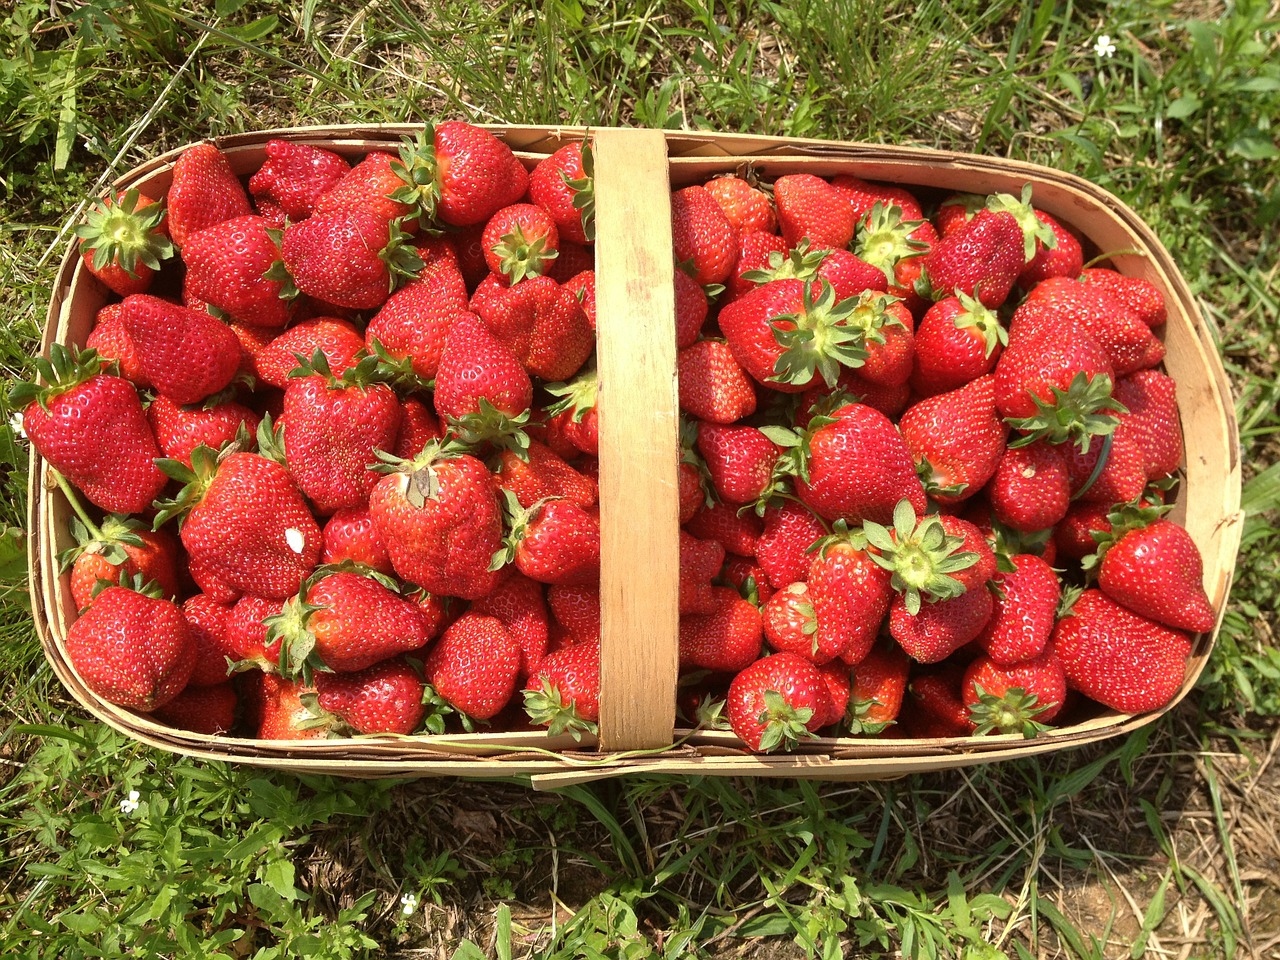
(1090, 515), (1216, 633)
(494, 438), (597, 509)
(987, 440), (1072, 533)
(76, 189), (174, 296)
(313, 151), (415, 224)
(862, 499), (986, 616)
(166, 142), (252, 247)
(773, 174), (856, 251)
(118, 294), (241, 405)
(1053, 589), (1192, 713)
(255, 317), (365, 389)
(726, 651), (830, 752)
(470, 273), (594, 382)
(471, 572), (550, 678)
(963, 647), (1066, 735)
(898, 374), (1006, 504)
(63, 584), (195, 711)
(696, 422), (782, 506)
(433, 311), (533, 438)
(1079, 268), (1166, 327)
(281, 208), (420, 310)
(919, 208), (1026, 308)
(182, 214), (293, 328)
(1113, 370), (1182, 480)
(15, 345), (167, 514)
(910, 292), (1006, 396)
(806, 527), (894, 667)
(423, 612), (522, 724)
(497, 492), (600, 586)
(678, 339), (757, 424)
(367, 443), (506, 600)
(704, 175), (776, 234)
(391, 122), (529, 227)
(524, 641), (601, 739)
(974, 553), (1060, 665)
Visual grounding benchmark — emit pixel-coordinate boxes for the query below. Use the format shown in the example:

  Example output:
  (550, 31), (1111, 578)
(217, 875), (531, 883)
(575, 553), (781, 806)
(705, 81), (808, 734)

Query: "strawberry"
(683, 500), (763, 557)
(153, 682), (238, 735)
(563, 267), (599, 330)
(807, 527), (893, 667)
(1113, 370), (1182, 480)
(963, 647), (1066, 734)
(182, 214), (293, 328)
(248, 139), (351, 225)
(704, 175), (777, 234)
(433, 311), (533, 430)
(840, 292), (915, 388)
(166, 142), (252, 248)
(889, 576), (995, 666)
(974, 553), (1060, 665)
(470, 273), (594, 382)
(543, 367), (599, 456)
(394, 122), (529, 228)
(696, 422), (782, 506)
(909, 292), (1006, 396)
(64, 512), (182, 610)
(726, 651), (830, 752)
(725, 230), (790, 303)
(680, 530), (726, 615)
(761, 582), (825, 662)
(987, 440), (1072, 532)
(785, 400), (927, 525)
(321, 506), (394, 575)
(368, 444), (505, 600)
(524, 641), (601, 739)
(547, 583), (600, 644)
(227, 594), (286, 666)
(680, 586), (764, 673)
(157, 448), (322, 603)
(118, 294), (241, 405)
(851, 202), (934, 313)
(1053, 589), (1192, 713)
(1063, 429), (1148, 505)
(482, 203), (560, 284)
(422, 612), (522, 724)
(63, 584), (195, 710)
(313, 151), (415, 223)
(755, 500), (827, 592)
(312, 656), (425, 734)
(919, 209), (1025, 308)
(1054, 500), (1121, 562)
(14, 345), (167, 514)
(494, 438), (597, 509)
(1092, 517), (1216, 633)
(671, 184), (739, 285)
(256, 673), (324, 740)
(1079, 268), (1166, 327)
(898, 374), (1006, 504)
(773, 174), (855, 251)
(845, 641), (910, 734)
(720, 555), (775, 604)
(862, 499), (987, 613)
(281, 352), (403, 515)
(76, 189), (174, 296)
(678, 457), (706, 525)
(678, 339), (757, 424)
(1017, 210), (1083, 288)
(528, 138), (595, 244)
(900, 664), (973, 738)
(272, 571), (430, 675)
(933, 193), (985, 236)
(181, 594), (237, 688)
(282, 209), (421, 310)
(366, 291), (468, 385)
(85, 303), (149, 388)
(498, 492), (600, 586)
(471, 572), (550, 678)
(147, 394), (260, 467)
(393, 398), (443, 459)
(255, 316), (365, 389)
(831, 176), (924, 222)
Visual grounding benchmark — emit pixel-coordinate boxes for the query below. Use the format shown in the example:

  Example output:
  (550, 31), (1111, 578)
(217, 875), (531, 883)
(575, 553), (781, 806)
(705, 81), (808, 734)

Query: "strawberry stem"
(50, 469), (107, 543)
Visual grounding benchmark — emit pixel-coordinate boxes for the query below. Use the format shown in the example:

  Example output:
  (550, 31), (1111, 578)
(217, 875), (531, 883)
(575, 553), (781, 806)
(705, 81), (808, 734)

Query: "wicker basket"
(29, 126), (1243, 788)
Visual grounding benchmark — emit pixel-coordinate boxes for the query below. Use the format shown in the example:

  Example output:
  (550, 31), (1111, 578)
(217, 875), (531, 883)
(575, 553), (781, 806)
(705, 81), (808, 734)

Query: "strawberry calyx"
(263, 591), (332, 682)
(490, 488), (550, 571)
(388, 126), (443, 229)
(754, 689), (818, 753)
(773, 391), (859, 486)
(153, 443), (226, 527)
(10, 344), (112, 413)
(679, 419), (717, 510)
(806, 518), (868, 559)
(740, 239), (829, 285)
(843, 290), (907, 347)
(295, 691), (341, 734)
(1080, 495), (1174, 574)
(289, 346), (416, 394)
(966, 682), (1051, 738)
(446, 397), (531, 460)
(493, 224), (558, 285)
(90, 570), (164, 603)
(863, 499), (979, 615)
(985, 184), (1058, 262)
(769, 280), (869, 388)
(913, 454), (969, 502)
(419, 682), (487, 734)
(522, 677), (599, 741)
(380, 218), (427, 289)
(853, 202), (929, 285)
(371, 439), (469, 508)
(58, 512), (147, 572)
(544, 365), (598, 422)
(951, 290), (1007, 357)
(564, 135), (596, 242)
(986, 516), (1055, 573)
(75, 188), (175, 278)
(845, 696), (894, 736)
(1005, 371), (1127, 454)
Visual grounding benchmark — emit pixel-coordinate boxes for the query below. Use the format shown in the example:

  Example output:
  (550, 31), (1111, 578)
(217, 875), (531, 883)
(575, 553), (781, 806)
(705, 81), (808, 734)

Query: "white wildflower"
(1093, 34), (1117, 58)
(400, 892), (418, 915)
(285, 528), (306, 554)
(119, 790), (140, 815)
(8, 411), (25, 440)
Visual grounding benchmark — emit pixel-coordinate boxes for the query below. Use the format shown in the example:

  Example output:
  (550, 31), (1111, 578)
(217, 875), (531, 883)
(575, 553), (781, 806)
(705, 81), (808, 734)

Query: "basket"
(29, 126), (1244, 789)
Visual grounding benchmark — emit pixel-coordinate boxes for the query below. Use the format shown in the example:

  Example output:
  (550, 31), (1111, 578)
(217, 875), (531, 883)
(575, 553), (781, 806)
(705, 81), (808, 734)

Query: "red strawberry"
(1113, 370), (1182, 480)
(64, 585), (195, 710)
(704, 175), (777, 234)
(725, 230), (790, 303)
(470, 273), (594, 382)
(680, 530), (725, 616)
(814, 660), (852, 728)
(471, 573), (550, 678)
(671, 184), (739, 286)
(807, 530), (893, 667)
(909, 292), (1006, 395)
(684, 500), (763, 558)
(66, 513), (182, 611)
(321, 506), (394, 575)
(182, 215), (292, 328)
(423, 612), (522, 723)
(696, 422), (782, 506)
(226, 594), (286, 666)
(1079, 268), (1167, 327)
(840, 292), (915, 388)
(543, 367), (599, 457)
(404, 122), (529, 227)
(1094, 518), (1216, 633)
(76, 189), (174, 296)
(845, 641), (911, 734)
(433, 311), (533, 428)
(787, 400), (927, 525)
(1017, 210), (1083, 288)
(153, 682), (238, 735)
(547, 583), (600, 644)
(1053, 589), (1192, 713)
(147, 394), (260, 467)
(282, 208), (421, 310)
(1063, 429), (1148, 505)
(256, 674), (324, 740)
(86, 303), (149, 388)
(255, 317), (365, 389)
(528, 138), (595, 244)
(524, 641), (601, 739)
(898, 374), (1007, 504)
(900, 663), (973, 738)
(727, 651), (830, 752)
(368, 445), (505, 600)
(890, 585), (994, 665)
(166, 142), (252, 248)
(564, 268), (599, 330)
(761, 582), (825, 662)
(16, 346), (167, 514)
(963, 647), (1066, 734)
(392, 397), (442, 459)
(987, 440), (1072, 532)
(678, 457), (706, 525)
(680, 586), (764, 673)
(482, 203), (560, 284)
(181, 594), (236, 687)
(974, 553), (1060, 665)
(678, 340), (757, 424)
(313, 151), (414, 223)
(312, 656), (425, 734)
(281, 355), (403, 515)
(499, 492), (600, 587)
(494, 438), (597, 509)
(933, 193), (985, 236)
(862, 499), (989, 613)
(119, 294), (241, 405)
(159, 450), (322, 603)
(248, 139), (351, 225)
(851, 202), (934, 314)
(773, 174), (855, 251)
(920, 209), (1025, 308)
(755, 501), (827, 592)
(721, 555), (775, 603)
(831, 176), (924, 222)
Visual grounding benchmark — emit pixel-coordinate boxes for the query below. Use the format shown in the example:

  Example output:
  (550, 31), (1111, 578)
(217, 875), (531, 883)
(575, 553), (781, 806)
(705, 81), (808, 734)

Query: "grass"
(1, 0), (1278, 957)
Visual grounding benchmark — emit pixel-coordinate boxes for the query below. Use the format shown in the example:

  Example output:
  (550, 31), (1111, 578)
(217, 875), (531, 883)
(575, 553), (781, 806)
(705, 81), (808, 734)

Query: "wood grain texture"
(591, 128), (681, 751)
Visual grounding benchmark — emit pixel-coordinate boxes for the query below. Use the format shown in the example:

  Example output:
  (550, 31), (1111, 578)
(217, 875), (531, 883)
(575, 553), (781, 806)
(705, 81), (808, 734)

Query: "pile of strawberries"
(21, 123), (608, 740)
(667, 170), (1216, 750)
(19, 121), (1218, 755)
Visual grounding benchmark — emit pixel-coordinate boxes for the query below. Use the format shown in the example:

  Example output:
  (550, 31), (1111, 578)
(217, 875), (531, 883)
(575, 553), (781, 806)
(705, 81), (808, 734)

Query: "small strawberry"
(974, 553), (1060, 665)
(887, 578), (994, 665)
(1090, 514), (1216, 633)
(898, 374), (1007, 504)
(153, 682), (238, 735)
(119, 294), (241, 405)
(1079, 268), (1167, 327)
(726, 651), (830, 752)
(227, 594), (286, 666)
(63, 584), (196, 711)
(63, 511), (182, 611)
(321, 506), (395, 575)
(311, 656), (425, 734)
(166, 142), (253, 248)
(471, 572), (550, 678)
(671, 184), (739, 286)
(696, 422), (782, 506)
(524, 641), (601, 739)
(899, 663), (973, 738)
(255, 316), (365, 388)
(963, 647), (1066, 735)
(918, 208), (1025, 308)
(1113, 370), (1182, 481)
(1053, 589), (1192, 713)
(248, 139), (351, 225)
(909, 292), (1006, 396)
(495, 437), (597, 510)
(987, 440), (1072, 533)
(831, 176), (924, 222)
(851, 202), (934, 313)
(256, 673), (324, 740)
(147, 394), (260, 468)
(482, 203), (560, 284)
(845, 641), (911, 734)
(814, 660), (853, 729)
(543, 367), (599, 457)
(807, 526), (894, 667)
(761, 582), (824, 662)
(680, 530), (726, 616)
(773, 174), (855, 251)
(725, 230), (790, 303)
(720, 555), (775, 604)
(547, 583), (600, 644)
(678, 340), (757, 424)
(420, 612), (522, 724)
(1063, 429), (1148, 505)
(182, 214), (293, 329)
(862, 499), (986, 614)
(496, 491), (600, 586)
(1017, 210), (1083, 288)
(85, 303), (149, 388)
(281, 209), (421, 310)
(755, 500), (827, 592)
(704, 175), (777, 234)
(393, 397), (443, 459)
(680, 586), (764, 673)
(839, 292), (915, 388)
(528, 138), (595, 244)
(14, 345), (167, 514)
(76, 189), (174, 296)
